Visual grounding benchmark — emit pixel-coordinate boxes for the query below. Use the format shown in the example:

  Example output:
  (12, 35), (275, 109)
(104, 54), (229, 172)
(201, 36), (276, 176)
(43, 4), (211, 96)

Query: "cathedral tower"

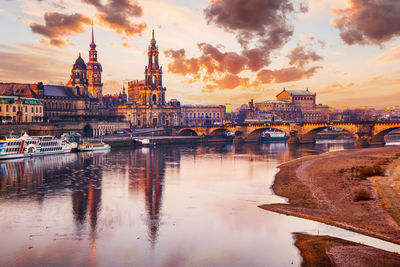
(71, 53), (88, 96)
(144, 30), (165, 106)
(87, 23), (103, 99)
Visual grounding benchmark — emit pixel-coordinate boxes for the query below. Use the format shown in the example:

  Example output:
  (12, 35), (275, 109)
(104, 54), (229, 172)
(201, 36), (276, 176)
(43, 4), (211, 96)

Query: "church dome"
(74, 54), (86, 69)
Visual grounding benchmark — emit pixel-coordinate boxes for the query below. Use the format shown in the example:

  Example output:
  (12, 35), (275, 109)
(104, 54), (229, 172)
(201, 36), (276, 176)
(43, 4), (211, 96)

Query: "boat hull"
(0, 150), (71, 160)
(259, 136), (289, 143)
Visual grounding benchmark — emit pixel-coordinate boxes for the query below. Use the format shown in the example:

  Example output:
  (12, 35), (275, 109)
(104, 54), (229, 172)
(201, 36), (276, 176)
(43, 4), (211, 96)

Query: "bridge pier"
(354, 137), (371, 148)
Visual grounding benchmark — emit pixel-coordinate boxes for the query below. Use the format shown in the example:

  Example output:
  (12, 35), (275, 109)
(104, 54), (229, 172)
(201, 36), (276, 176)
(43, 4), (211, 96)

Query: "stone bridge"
(172, 121), (400, 147)
(0, 121), (129, 137)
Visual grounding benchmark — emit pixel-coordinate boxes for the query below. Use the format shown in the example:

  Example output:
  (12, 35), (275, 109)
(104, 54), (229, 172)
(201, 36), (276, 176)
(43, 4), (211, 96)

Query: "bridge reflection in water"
(0, 142), (358, 266)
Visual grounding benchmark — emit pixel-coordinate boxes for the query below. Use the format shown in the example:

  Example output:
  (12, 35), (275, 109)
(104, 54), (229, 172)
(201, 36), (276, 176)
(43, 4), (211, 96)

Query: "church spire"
(151, 29), (156, 46)
(90, 21), (96, 50)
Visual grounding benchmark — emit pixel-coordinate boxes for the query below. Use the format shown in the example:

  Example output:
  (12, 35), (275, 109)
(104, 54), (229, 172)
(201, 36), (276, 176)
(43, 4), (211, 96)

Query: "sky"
(0, 0), (400, 108)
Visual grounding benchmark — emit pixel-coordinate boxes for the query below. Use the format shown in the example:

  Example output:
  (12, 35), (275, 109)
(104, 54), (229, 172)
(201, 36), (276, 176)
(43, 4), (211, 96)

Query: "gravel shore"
(259, 146), (400, 265)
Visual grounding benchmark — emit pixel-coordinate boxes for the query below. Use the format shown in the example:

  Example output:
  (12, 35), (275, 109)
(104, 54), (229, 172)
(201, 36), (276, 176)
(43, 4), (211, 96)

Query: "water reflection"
(0, 141), (376, 266)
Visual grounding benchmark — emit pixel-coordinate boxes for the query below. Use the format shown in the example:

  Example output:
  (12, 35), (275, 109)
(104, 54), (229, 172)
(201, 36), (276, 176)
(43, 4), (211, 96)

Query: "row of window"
(1, 116), (43, 123)
(1, 147), (20, 153)
(6, 141), (22, 147)
(0, 105), (42, 113)
(293, 97), (314, 101)
(44, 102), (76, 111)
(184, 113), (221, 119)
(39, 141), (60, 147)
(41, 147), (62, 152)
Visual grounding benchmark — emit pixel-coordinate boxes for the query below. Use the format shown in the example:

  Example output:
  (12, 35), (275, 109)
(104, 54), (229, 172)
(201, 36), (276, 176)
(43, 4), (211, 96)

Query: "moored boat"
(78, 141), (110, 151)
(0, 133), (75, 160)
(259, 130), (289, 143)
(134, 138), (156, 147)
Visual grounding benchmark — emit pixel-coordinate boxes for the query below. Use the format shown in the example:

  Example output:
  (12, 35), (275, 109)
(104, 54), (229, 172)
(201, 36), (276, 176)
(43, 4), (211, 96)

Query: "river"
(0, 142), (399, 266)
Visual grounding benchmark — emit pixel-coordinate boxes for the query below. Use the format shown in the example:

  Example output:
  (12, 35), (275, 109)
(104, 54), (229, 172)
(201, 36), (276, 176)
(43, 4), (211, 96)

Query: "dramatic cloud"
(165, 0), (322, 91)
(332, 0), (400, 45)
(256, 66), (322, 84)
(287, 45), (323, 67)
(82, 0), (147, 37)
(30, 12), (91, 47)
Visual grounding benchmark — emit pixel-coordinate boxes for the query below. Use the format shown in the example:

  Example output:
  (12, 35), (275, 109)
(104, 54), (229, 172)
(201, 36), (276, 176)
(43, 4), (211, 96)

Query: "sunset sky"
(0, 0), (400, 108)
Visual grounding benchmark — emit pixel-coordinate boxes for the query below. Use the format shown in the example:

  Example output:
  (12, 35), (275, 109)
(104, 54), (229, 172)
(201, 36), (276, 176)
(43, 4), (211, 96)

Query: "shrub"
(354, 188), (373, 201)
(359, 164), (385, 178)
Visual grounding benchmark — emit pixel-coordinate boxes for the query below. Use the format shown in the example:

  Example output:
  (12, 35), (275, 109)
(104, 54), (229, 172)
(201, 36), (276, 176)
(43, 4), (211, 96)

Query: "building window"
(6, 105), (9, 112)
(25, 107), (27, 112)
(13, 106), (16, 112)
(32, 107), (34, 113)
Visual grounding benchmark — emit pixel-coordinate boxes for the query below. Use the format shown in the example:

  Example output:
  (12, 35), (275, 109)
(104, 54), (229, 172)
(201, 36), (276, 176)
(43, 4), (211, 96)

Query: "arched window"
(152, 94), (157, 104)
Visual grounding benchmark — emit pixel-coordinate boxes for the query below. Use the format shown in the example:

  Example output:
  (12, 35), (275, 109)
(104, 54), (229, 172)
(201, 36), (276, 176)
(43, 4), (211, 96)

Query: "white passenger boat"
(78, 141), (110, 151)
(0, 133), (75, 160)
(259, 130), (289, 143)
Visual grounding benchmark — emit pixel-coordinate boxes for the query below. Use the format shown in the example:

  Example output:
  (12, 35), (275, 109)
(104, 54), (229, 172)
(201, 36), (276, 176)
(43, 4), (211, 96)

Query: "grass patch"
(359, 164), (385, 178)
(354, 188), (373, 201)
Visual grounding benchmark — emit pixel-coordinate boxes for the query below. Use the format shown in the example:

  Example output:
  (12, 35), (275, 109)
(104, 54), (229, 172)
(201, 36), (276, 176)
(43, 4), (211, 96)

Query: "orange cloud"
(165, 43), (323, 91)
(30, 12), (91, 47)
(287, 44), (323, 67)
(82, 0), (147, 37)
(164, 0), (323, 91)
(331, 0), (400, 45)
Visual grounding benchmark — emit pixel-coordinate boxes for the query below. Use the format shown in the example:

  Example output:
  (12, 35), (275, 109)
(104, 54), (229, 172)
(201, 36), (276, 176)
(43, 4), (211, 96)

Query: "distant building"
(181, 105), (225, 126)
(276, 89), (315, 109)
(0, 96), (43, 123)
(123, 31), (181, 127)
(254, 89), (329, 123)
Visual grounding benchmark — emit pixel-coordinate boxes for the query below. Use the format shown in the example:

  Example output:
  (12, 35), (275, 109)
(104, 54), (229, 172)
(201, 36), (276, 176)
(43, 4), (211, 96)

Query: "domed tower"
(71, 53), (88, 96)
(87, 23), (103, 100)
(145, 30), (165, 106)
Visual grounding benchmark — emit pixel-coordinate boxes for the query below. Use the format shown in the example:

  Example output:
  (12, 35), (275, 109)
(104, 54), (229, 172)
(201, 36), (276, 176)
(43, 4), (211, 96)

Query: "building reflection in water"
(127, 147), (181, 246)
(0, 151), (107, 265)
(0, 153), (78, 201)
(71, 151), (107, 264)
(0, 141), (354, 263)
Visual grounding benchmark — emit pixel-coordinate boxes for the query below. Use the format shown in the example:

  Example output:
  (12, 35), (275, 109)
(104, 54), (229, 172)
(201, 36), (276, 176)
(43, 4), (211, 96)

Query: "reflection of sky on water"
(0, 142), (399, 266)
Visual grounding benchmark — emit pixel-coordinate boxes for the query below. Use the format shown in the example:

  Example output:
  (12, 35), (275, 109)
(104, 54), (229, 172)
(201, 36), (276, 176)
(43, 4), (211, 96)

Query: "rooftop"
(256, 100), (290, 104)
(284, 89), (315, 96)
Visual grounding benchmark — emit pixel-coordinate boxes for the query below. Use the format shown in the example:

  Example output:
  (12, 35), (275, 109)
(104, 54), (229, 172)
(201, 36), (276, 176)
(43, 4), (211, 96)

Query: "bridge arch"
(177, 128), (198, 136)
(371, 126), (400, 145)
(301, 126), (357, 143)
(246, 127), (290, 142)
(209, 128), (230, 136)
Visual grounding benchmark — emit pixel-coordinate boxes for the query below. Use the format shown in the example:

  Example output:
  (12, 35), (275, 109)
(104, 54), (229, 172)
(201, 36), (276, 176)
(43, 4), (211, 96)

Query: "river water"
(0, 142), (399, 266)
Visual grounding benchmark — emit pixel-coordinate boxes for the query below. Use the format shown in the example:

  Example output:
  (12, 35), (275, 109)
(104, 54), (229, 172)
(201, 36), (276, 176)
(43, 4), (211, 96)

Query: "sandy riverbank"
(260, 146), (400, 244)
(294, 233), (400, 266)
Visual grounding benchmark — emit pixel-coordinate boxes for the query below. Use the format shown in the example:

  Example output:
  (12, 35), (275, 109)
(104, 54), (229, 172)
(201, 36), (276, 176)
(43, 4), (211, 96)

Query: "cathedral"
(123, 30), (181, 127)
(67, 24), (103, 99)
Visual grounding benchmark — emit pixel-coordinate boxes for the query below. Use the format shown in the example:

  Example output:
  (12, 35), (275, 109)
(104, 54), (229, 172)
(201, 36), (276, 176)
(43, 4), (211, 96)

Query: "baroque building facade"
(124, 31), (181, 127)
(251, 89), (329, 123)
(0, 96), (43, 123)
(181, 105), (225, 126)
(0, 25), (115, 123)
